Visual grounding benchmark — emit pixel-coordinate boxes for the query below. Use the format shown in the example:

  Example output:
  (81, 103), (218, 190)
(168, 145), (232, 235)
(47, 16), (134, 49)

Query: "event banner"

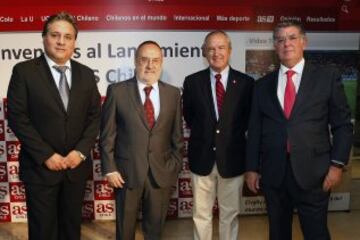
(0, 1), (359, 222)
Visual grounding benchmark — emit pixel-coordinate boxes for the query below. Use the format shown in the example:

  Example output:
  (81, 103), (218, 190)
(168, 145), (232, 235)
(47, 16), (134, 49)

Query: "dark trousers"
(262, 160), (331, 240)
(25, 177), (87, 240)
(115, 172), (172, 240)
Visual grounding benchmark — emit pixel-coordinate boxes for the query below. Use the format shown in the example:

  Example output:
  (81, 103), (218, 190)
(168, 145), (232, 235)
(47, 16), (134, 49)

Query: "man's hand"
(106, 172), (125, 188)
(323, 166), (343, 192)
(64, 150), (83, 169)
(245, 171), (261, 194)
(44, 153), (67, 171)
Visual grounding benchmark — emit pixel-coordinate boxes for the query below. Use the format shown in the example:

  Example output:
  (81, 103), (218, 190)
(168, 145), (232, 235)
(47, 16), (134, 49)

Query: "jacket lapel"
(127, 78), (150, 130)
(36, 55), (67, 113)
(269, 70), (286, 119)
(201, 68), (217, 122)
(218, 68), (241, 122)
(290, 63), (315, 118)
(153, 81), (167, 130)
(67, 60), (80, 114)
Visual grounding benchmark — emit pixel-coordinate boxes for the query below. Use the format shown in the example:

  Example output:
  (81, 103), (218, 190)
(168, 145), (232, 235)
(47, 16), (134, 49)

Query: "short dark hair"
(135, 40), (162, 58)
(202, 30), (232, 51)
(273, 20), (306, 39)
(42, 11), (78, 39)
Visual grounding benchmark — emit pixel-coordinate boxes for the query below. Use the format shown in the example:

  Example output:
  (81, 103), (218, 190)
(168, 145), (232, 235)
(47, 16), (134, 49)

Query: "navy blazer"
(183, 67), (254, 178)
(246, 63), (353, 190)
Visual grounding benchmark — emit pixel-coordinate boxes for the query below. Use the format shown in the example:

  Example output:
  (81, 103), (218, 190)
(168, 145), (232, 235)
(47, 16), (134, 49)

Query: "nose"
(57, 36), (65, 45)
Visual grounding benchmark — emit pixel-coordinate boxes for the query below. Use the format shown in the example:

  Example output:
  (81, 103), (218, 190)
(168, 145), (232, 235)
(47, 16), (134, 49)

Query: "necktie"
(144, 86), (155, 129)
(284, 70), (296, 152)
(53, 65), (70, 110)
(215, 73), (225, 117)
(284, 70), (296, 119)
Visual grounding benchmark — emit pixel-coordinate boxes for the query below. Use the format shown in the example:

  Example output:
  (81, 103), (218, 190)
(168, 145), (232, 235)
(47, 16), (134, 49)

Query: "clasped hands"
(44, 150), (83, 171)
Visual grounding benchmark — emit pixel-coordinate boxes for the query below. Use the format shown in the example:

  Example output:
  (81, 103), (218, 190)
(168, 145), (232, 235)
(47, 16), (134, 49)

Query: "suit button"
(213, 147), (216, 151)
(216, 129), (220, 134)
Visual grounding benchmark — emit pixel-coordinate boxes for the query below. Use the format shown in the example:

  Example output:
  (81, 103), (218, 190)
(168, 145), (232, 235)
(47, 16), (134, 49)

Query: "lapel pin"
(232, 80), (236, 84)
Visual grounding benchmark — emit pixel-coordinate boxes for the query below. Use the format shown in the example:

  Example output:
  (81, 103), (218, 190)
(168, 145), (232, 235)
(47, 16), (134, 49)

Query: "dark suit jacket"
(183, 67), (254, 178)
(7, 55), (101, 185)
(246, 63), (353, 190)
(100, 78), (183, 188)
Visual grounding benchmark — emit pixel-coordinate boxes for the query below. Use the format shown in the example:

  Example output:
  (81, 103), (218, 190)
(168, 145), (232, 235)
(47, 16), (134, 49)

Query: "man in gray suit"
(100, 41), (183, 240)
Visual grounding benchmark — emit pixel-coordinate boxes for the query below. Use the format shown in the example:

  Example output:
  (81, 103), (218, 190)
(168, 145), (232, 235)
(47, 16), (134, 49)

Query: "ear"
(302, 36), (308, 49)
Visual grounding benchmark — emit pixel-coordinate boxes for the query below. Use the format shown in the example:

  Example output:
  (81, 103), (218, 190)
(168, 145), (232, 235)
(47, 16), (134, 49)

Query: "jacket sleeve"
(328, 69), (353, 165)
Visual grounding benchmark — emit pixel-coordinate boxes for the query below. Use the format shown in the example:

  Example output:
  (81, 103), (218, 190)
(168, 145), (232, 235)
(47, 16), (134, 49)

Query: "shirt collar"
(210, 65), (230, 79)
(279, 58), (305, 76)
(44, 53), (71, 70)
(137, 80), (159, 92)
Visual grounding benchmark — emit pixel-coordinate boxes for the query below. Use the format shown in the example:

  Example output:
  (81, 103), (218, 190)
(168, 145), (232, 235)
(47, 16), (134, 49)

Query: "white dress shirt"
(277, 58), (305, 109)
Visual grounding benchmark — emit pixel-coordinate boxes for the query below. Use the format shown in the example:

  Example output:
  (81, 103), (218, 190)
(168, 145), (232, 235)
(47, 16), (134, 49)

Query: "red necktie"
(144, 86), (155, 129)
(215, 74), (225, 116)
(284, 70), (296, 119)
(284, 70), (296, 152)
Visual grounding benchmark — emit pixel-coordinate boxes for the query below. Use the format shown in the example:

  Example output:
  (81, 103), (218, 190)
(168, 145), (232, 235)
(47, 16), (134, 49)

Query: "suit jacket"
(246, 63), (353, 190)
(183, 67), (254, 178)
(100, 78), (183, 188)
(7, 55), (101, 185)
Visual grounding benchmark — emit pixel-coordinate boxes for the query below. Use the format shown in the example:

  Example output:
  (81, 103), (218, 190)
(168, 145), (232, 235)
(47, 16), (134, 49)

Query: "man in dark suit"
(100, 41), (183, 240)
(7, 12), (101, 240)
(246, 21), (353, 240)
(183, 31), (254, 240)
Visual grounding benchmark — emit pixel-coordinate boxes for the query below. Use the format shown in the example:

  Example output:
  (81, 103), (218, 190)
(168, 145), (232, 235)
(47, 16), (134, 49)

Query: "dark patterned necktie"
(215, 73), (225, 116)
(53, 65), (70, 110)
(144, 86), (155, 128)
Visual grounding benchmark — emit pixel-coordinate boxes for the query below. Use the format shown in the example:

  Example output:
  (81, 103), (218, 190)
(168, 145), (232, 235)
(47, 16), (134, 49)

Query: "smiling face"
(274, 26), (307, 68)
(135, 43), (163, 85)
(203, 32), (232, 73)
(43, 20), (76, 65)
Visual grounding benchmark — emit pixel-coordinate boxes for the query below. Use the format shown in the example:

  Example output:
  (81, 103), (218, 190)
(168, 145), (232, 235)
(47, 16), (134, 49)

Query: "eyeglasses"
(137, 57), (162, 66)
(274, 34), (304, 45)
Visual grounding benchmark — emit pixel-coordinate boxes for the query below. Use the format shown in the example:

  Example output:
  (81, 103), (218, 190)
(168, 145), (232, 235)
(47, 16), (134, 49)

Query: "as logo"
(178, 198), (193, 218)
(0, 203), (10, 222)
(6, 141), (20, 161)
(178, 178), (192, 197)
(12, 205), (27, 215)
(179, 199), (193, 211)
(10, 183), (26, 202)
(11, 203), (28, 222)
(7, 162), (19, 182)
(94, 181), (114, 200)
(0, 163), (7, 182)
(0, 184), (9, 201)
(95, 202), (114, 214)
